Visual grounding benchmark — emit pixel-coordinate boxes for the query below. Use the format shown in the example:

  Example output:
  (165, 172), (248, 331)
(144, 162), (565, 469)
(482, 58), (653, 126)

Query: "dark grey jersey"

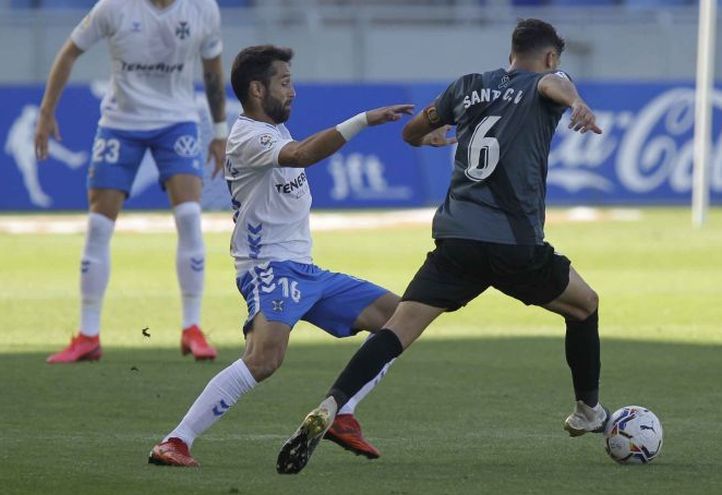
(432, 68), (568, 245)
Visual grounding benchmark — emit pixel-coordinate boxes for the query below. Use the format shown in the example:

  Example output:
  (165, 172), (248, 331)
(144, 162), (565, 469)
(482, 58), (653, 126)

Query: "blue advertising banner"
(547, 83), (722, 205)
(1, 81), (720, 211)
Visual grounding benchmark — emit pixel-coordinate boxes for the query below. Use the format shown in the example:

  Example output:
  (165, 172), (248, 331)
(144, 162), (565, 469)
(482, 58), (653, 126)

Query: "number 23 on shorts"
(92, 137), (121, 164)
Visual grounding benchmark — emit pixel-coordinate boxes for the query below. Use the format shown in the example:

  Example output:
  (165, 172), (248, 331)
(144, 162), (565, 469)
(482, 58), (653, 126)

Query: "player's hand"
(421, 125), (457, 147)
(568, 100), (602, 134)
(366, 104), (415, 126)
(34, 111), (61, 161)
(207, 138), (226, 178)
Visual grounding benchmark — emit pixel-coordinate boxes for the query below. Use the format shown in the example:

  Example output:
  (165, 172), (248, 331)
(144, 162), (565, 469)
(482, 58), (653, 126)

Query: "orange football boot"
(148, 438), (199, 467)
(324, 414), (381, 459)
(46, 334), (102, 364)
(181, 325), (217, 361)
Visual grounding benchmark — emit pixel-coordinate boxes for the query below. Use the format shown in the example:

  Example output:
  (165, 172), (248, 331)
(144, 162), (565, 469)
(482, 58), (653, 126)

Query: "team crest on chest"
(175, 21), (190, 40)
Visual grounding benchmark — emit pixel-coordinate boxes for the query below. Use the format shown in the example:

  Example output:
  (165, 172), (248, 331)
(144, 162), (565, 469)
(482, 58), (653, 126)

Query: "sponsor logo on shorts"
(271, 299), (285, 312)
(174, 135), (200, 158)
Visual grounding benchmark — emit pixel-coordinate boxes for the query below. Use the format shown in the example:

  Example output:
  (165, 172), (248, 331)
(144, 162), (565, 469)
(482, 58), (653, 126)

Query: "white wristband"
(336, 112), (368, 141)
(213, 121), (228, 140)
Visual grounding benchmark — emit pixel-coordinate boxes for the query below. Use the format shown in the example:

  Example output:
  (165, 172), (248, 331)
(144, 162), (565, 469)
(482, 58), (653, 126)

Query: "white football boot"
(564, 400), (609, 437)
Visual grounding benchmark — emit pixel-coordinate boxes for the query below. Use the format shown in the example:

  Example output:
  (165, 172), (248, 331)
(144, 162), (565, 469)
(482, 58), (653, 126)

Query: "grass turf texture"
(1, 207), (721, 494)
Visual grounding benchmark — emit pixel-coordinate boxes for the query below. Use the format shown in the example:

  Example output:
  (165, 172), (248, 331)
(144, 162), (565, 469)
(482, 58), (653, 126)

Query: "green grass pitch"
(1, 207), (721, 494)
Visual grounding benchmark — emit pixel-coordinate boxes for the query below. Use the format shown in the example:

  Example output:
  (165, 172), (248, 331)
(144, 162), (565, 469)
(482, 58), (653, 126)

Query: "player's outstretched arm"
(35, 39), (84, 160)
(402, 104), (457, 147)
(202, 55), (228, 178)
(278, 104), (414, 168)
(537, 73), (602, 135)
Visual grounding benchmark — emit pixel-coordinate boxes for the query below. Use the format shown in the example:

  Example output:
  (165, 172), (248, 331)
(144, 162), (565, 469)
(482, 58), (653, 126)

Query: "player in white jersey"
(148, 45), (414, 467)
(35, 0), (227, 363)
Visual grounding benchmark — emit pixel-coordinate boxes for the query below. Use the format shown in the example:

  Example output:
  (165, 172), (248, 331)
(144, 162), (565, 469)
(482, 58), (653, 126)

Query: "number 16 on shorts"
(268, 277), (301, 303)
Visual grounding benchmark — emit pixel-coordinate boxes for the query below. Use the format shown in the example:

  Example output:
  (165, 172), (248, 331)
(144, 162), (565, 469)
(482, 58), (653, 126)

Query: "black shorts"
(402, 238), (571, 311)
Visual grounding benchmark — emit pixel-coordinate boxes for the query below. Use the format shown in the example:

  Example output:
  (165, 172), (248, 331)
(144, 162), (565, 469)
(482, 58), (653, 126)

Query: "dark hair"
(511, 18), (565, 56)
(231, 45), (294, 105)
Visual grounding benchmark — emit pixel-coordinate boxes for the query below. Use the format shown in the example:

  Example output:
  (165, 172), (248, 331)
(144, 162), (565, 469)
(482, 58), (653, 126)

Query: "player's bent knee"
(244, 359), (281, 382)
(566, 290), (599, 322)
(582, 289), (599, 318)
(243, 348), (285, 382)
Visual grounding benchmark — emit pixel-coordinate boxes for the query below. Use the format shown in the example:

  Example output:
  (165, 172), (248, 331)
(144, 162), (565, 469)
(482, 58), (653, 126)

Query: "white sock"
(338, 334), (395, 416)
(79, 212), (114, 337)
(164, 358), (257, 447)
(173, 201), (204, 329)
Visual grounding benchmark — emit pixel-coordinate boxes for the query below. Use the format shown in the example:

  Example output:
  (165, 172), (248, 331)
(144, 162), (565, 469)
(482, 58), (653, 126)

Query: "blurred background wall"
(0, 0), (709, 83)
(1, 0), (720, 211)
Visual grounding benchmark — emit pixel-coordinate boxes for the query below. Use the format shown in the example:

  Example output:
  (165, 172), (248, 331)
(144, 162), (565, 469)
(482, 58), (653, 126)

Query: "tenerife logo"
(271, 299), (284, 312)
(131, 21), (141, 33)
(175, 21), (190, 40)
(274, 171), (308, 197)
(174, 135), (200, 158)
(120, 61), (184, 74)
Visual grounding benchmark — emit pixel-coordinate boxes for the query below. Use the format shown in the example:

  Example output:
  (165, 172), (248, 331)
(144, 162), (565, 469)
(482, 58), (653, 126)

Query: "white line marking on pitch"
(0, 208), (641, 235)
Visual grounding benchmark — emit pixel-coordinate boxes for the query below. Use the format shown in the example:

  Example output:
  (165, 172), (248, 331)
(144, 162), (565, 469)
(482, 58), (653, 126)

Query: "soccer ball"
(603, 406), (663, 464)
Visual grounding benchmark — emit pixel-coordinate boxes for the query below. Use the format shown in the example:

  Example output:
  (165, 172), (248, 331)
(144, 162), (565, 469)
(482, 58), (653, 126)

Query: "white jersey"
(226, 115), (313, 275)
(71, 0), (223, 130)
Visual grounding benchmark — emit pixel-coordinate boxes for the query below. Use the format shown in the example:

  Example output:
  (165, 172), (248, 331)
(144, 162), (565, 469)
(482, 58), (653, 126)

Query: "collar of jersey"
(143, 0), (183, 17)
(238, 114), (280, 130)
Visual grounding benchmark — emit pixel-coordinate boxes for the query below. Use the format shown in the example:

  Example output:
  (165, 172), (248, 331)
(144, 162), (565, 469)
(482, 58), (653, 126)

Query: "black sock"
(328, 329), (403, 409)
(565, 309), (600, 407)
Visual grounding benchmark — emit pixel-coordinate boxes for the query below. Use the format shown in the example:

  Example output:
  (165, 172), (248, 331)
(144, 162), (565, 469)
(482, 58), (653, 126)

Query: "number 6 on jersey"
(465, 115), (501, 182)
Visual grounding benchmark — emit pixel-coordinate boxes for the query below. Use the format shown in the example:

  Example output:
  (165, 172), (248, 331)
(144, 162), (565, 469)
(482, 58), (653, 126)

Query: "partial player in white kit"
(35, 0), (227, 363)
(148, 45), (414, 467)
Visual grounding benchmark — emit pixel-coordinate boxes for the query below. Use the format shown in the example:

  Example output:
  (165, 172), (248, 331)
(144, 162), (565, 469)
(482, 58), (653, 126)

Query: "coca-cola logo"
(548, 87), (722, 196)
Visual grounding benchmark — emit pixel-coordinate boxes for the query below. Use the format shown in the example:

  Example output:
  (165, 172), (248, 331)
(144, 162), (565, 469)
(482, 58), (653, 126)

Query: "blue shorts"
(236, 261), (389, 338)
(87, 122), (204, 194)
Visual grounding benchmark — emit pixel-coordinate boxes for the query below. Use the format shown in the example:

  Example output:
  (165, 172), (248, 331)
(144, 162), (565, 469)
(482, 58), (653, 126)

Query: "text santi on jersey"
(463, 88), (524, 109)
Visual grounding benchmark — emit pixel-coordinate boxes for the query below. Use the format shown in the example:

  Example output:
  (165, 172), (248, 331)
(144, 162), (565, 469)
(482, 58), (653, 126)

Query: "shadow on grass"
(1, 337), (721, 495)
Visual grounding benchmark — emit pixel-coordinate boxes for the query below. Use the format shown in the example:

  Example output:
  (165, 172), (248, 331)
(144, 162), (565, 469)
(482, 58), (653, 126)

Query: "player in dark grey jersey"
(277, 19), (607, 474)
